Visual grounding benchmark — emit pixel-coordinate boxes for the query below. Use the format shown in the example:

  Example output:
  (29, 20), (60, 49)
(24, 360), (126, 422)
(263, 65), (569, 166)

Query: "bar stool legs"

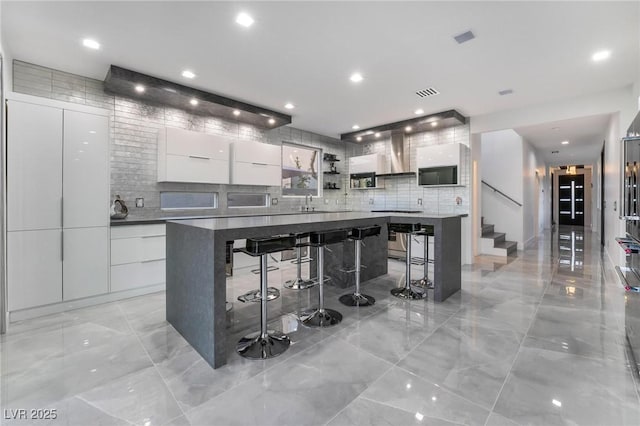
(412, 233), (433, 289)
(237, 254), (291, 359)
(339, 239), (375, 307)
(284, 237), (315, 290)
(301, 246), (343, 327)
(391, 234), (426, 300)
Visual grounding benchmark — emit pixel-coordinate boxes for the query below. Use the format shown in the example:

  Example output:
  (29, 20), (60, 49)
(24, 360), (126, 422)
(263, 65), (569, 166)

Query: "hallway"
(0, 227), (639, 425)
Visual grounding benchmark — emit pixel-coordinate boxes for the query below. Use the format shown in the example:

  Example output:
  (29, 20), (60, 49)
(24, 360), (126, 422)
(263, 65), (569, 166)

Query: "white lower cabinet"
(7, 229), (62, 311)
(63, 227), (109, 301)
(110, 224), (166, 293)
(110, 260), (165, 292)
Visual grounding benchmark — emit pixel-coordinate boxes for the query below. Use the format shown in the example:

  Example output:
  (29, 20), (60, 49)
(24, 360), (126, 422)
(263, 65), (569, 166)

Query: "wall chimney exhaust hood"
(104, 65), (291, 129)
(340, 109), (467, 177)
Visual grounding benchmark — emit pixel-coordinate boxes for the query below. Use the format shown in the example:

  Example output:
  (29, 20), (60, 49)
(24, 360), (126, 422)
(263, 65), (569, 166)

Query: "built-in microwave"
(418, 165), (457, 186)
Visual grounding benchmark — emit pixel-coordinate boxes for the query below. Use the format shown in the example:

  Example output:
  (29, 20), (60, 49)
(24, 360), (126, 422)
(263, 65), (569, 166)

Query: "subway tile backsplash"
(13, 60), (470, 219)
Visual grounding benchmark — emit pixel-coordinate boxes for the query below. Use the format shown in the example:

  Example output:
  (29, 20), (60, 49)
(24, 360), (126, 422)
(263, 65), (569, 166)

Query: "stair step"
(481, 224), (494, 235)
(495, 240), (518, 256)
(482, 232), (505, 243)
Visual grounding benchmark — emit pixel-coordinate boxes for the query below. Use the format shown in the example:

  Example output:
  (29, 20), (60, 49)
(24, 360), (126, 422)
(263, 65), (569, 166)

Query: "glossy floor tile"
(1, 226), (639, 425)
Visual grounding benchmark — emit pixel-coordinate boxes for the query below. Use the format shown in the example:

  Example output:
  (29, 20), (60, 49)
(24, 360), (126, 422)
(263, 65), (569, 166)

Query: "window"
(227, 192), (270, 208)
(160, 192), (217, 210)
(281, 143), (320, 197)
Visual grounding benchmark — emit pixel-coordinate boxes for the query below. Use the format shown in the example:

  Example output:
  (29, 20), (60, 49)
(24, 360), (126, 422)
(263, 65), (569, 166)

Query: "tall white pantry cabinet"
(7, 94), (110, 311)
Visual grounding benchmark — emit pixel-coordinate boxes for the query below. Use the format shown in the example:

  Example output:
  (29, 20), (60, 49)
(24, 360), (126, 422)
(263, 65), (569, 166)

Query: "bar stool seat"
(284, 232), (316, 290)
(236, 234), (296, 360)
(389, 222), (427, 300)
(339, 225), (381, 307)
(300, 229), (349, 327)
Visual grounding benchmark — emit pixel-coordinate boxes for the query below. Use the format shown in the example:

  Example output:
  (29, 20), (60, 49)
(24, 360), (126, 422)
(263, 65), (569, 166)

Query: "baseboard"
(8, 283), (166, 323)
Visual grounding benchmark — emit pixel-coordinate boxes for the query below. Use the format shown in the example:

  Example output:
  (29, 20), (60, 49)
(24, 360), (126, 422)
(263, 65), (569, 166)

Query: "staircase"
(480, 220), (518, 257)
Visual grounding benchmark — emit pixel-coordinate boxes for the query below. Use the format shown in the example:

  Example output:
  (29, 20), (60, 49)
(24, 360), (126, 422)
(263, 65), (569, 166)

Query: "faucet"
(305, 194), (313, 211)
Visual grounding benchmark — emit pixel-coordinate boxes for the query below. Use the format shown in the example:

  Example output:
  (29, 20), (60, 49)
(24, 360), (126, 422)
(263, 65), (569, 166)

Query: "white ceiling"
(2, 1), (639, 159)
(515, 114), (611, 166)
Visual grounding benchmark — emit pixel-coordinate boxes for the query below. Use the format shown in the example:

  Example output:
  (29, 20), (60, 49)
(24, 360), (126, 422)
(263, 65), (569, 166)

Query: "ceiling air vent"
(498, 89), (514, 96)
(454, 30), (475, 44)
(551, 150), (559, 154)
(416, 87), (440, 98)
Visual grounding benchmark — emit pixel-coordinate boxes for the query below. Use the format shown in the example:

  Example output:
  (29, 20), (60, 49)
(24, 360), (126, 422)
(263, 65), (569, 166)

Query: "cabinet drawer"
(163, 154), (229, 184)
(231, 162), (281, 186)
(163, 127), (230, 160)
(111, 224), (166, 239)
(111, 235), (166, 265)
(110, 260), (165, 292)
(232, 141), (280, 166)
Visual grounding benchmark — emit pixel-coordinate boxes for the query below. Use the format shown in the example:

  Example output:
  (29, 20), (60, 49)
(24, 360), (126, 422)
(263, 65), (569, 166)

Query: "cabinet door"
(63, 227), (109, 300)
(7, 100), (63, 231)
(7, 229), (62, 311)
(232, 141), (281, 166)
(164, 127), (230, 160)
(110, 260), (165, 292)
(110, 235), (166, 265)
(232, 162), (281, 186)
(164, 155), (229, 184)
(63, 110), (109, 228)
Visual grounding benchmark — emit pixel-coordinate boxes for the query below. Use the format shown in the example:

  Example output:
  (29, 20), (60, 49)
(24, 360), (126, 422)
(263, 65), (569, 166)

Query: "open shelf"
(323, 171), (340, 175)
(323, 187), (341, 190)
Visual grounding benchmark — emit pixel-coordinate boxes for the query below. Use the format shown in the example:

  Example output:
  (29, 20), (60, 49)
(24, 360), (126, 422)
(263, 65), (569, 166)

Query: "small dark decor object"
(110, 195), (129, 219)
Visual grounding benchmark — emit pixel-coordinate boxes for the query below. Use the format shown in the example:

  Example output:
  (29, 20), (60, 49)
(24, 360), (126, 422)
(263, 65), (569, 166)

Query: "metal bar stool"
(284, 233), (316, 290)
(301, 228), (349, 327)
(412, 225), (434, 289)
(388, 222), (427, 300)
(339, 225), (381, 307)
(236, 234), (296, 359)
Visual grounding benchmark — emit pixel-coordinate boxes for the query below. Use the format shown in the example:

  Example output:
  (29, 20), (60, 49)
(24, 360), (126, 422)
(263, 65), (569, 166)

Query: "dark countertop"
(110, 210), (354, 226)
(110, 210), (467, 226)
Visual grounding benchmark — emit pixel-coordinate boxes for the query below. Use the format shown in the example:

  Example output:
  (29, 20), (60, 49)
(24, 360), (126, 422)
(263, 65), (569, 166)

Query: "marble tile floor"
(1, 227), (639, 425)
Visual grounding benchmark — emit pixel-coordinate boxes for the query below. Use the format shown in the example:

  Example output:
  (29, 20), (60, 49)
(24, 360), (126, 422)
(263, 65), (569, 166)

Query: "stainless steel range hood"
(378, 130), (416, 177)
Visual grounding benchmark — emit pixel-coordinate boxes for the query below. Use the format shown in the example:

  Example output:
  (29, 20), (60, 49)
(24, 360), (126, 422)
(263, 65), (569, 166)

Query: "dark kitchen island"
(166, 212), (461, 369)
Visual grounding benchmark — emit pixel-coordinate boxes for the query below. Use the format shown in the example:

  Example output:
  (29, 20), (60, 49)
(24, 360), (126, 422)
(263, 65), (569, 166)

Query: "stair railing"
(481, 180), (523, 207)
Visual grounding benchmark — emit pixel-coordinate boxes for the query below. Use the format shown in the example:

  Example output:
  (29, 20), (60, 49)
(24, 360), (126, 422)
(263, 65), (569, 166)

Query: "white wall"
(522, 138), (545, 246)
(481, 129), (524, 247)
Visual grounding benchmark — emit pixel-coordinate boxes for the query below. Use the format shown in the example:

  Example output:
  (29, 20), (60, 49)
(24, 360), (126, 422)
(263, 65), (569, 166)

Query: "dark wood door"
(558, 174), (585, 226)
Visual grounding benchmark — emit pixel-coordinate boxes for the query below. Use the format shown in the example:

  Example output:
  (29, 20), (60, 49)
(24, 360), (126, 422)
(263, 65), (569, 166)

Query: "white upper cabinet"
(63, 110), (110, 228)
(349, 153), (386, 174)
(230, 141), (281, 186)
(7, 100), (63, 231)
(157, 127), (230, 184)
(416, 143), (466, 169)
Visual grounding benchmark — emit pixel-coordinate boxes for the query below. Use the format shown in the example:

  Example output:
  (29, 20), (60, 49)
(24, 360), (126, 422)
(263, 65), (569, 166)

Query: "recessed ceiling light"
(268, 118), (276, 125)
(82, 38), (100, 50)
(350, 73), (364, 83)
(405, 126), (412, 132)
(592, 50), (611, 62)
(561, 140), (569, 145)
(182, 70), (196, 79)
(352, 124), (360, 130)
(415, 109), (424, 115)
(356, 136), (362, 142)
(431, 121), (438, 127)
(190, 98), (198, 106)
(284, 103), (295, 109)
(236, 12), (254, 28)
(233, 109), (241, 116)
(375, 132), (381, 138)
(134, 85), (145, 93)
